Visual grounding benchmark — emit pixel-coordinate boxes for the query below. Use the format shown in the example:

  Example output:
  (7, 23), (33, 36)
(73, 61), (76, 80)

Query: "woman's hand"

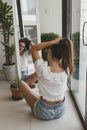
(30, 41), (35, 46)
(29, 41), (35, 50)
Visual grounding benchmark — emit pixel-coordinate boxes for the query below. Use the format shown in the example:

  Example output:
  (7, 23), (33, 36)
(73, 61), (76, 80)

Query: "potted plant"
(0, 0), (16, 81)
(71, 32), (80, 79)
(9, 78), (23, 100)
(41, 32), (60, 62)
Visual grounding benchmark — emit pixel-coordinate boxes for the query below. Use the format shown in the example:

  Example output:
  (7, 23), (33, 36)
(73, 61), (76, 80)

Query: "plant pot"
(3, 64), (17, 81)
(10, 87), (23, 100)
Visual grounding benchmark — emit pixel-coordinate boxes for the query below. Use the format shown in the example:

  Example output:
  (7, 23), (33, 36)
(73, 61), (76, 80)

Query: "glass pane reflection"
(21, 0), (36, 15)
(71, 0), (87, 118)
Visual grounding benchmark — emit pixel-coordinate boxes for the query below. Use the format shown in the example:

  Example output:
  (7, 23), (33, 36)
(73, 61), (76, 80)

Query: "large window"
(70, 0), (87, 128)
(21, 0), (36, 15)
(20, 0), (37, 42)
(25, 26), (37, 43)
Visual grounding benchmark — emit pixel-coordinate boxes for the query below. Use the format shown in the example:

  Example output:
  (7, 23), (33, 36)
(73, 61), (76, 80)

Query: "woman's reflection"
(19, 38), (35, 80)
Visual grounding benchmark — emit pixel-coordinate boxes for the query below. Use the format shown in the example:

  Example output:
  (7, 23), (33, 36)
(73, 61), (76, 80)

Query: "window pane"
(21, 0), (36, 15)
(25, 26), (37, 43)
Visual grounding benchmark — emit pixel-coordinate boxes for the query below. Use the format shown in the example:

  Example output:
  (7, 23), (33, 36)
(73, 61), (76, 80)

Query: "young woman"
(19, 38), (35, 80)
(19, 38), (74, 120)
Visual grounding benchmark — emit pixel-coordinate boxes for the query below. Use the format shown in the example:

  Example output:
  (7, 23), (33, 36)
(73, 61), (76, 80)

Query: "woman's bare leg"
(19, 81), (39, 113)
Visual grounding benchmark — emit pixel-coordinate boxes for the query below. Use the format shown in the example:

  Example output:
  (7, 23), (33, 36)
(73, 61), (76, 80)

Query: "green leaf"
(0, 0), (14, 65)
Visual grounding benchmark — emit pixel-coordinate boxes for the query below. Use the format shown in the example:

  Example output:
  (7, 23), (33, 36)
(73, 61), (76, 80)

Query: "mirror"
(11, 0), (37, 80)
(14, 0), (62, 80)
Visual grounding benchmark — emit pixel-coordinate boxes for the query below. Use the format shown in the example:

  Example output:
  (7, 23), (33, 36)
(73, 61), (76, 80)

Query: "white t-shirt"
(20, 51), (35, 75)
(35, 58), (68, 101)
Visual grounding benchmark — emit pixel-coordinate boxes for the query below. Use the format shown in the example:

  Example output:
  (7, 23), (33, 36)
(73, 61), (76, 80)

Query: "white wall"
(38, 0), (62, 36)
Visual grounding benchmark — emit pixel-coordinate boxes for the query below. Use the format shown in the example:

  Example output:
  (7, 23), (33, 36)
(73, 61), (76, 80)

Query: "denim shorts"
(21, 70), (28, 81)
(34, 99), (65, 120)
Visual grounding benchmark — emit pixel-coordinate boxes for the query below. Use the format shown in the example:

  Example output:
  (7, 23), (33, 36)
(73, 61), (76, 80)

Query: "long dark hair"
(19, 38), (31, 51)
(50, 38), (74, 75)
